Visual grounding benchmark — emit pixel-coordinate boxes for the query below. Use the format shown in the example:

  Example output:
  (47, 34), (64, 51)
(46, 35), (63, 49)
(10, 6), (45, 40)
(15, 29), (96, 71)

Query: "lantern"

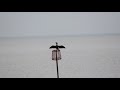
(52, 50), (61, 60)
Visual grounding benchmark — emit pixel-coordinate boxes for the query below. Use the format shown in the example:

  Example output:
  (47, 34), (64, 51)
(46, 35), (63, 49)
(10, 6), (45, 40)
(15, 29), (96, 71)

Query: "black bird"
(50, 42), (65, 49)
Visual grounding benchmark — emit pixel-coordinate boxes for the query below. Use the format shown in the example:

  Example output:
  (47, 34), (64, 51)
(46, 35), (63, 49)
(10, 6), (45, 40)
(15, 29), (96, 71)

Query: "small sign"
(52, 50), (61, 60)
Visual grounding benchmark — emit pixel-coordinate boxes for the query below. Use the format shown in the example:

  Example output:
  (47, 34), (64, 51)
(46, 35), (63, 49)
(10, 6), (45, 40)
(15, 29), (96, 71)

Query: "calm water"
(0, 35), (120, 78)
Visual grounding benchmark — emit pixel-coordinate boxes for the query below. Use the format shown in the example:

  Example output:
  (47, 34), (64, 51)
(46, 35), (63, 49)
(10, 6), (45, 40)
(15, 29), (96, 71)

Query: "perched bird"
(50, 42), (65, 49)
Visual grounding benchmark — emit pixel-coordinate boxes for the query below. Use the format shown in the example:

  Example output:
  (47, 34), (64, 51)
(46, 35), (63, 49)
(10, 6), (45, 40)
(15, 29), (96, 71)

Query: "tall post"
(56, 49), (59, 78)
(50, 42), (65, 78)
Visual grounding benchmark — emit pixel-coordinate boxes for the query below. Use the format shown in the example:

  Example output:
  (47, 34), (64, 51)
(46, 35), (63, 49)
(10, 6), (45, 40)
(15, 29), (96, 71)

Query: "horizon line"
(0, 33), (120, 38)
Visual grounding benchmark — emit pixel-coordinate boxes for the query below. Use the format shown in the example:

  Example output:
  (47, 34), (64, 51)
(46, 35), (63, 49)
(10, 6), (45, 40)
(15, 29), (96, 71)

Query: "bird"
(50, 42), (65, 49)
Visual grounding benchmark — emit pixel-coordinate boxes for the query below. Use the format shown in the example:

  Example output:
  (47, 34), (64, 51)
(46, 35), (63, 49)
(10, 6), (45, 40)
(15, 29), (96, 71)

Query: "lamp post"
(49, 42), (65, 78)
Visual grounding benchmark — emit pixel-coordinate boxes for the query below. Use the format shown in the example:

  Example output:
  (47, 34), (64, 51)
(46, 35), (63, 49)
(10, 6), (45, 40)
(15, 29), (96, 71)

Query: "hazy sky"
(0, 12), (120, 37)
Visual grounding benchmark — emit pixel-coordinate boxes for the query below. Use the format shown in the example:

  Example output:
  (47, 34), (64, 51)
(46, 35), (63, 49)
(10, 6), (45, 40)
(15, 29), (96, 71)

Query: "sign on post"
(52, 50), (61, 60)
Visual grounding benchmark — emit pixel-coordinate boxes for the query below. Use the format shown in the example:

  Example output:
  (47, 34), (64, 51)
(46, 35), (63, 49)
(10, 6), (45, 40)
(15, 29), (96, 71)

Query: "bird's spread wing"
(50, 45), (57, 49)
(50, 45), (65, 49)
(58, 45), (65, 48)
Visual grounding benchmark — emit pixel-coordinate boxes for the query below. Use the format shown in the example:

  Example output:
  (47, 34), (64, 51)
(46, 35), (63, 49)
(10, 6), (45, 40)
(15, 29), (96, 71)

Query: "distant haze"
(0, 12), (120, 37)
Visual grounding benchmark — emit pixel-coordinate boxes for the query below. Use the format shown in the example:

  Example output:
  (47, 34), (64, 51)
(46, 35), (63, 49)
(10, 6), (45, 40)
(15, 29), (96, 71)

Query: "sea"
(0, 34), (120, 78)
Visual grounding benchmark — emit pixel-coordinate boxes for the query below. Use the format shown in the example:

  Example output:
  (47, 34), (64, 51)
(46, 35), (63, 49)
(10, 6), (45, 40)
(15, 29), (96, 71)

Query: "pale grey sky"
(0, 12), (120, 37)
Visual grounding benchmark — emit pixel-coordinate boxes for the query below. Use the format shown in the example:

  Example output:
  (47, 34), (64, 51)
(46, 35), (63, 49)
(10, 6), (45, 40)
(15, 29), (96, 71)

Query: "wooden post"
(56, 49), (59, 78)
(50, 42), (65, 78)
